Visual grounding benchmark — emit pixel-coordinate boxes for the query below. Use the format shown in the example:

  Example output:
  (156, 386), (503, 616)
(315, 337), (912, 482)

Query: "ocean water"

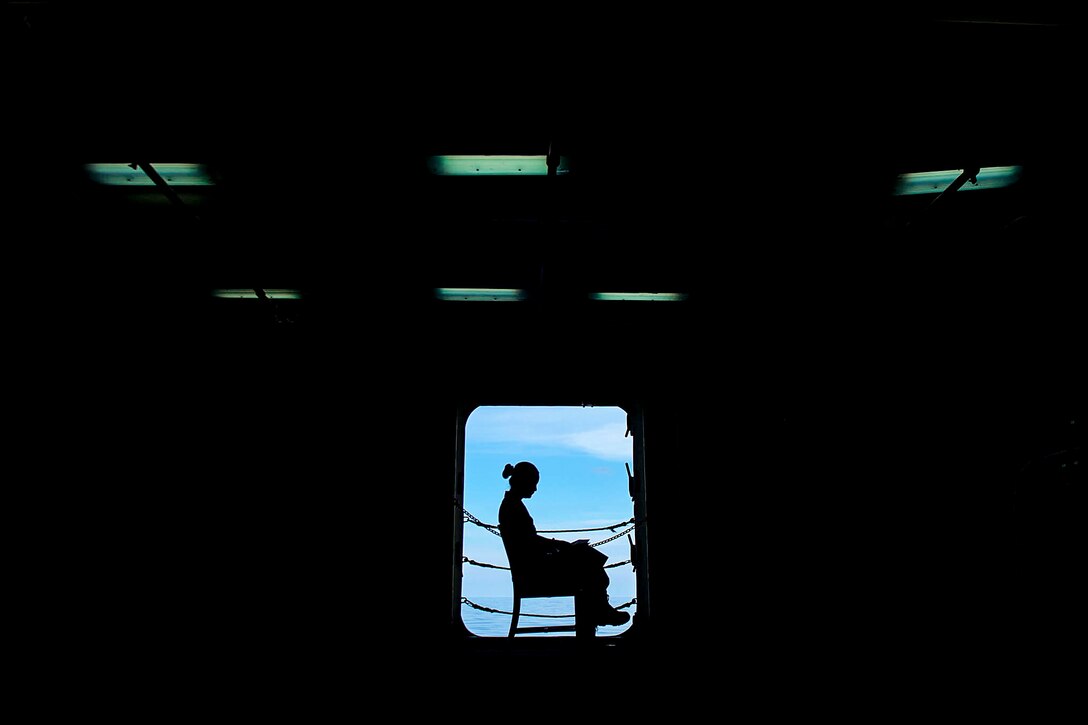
(461, 595), (635, 637)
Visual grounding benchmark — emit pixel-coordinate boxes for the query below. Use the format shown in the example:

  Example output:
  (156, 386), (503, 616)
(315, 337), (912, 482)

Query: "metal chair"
(503, 535), (596, 639)
(508, 578), (595, 638)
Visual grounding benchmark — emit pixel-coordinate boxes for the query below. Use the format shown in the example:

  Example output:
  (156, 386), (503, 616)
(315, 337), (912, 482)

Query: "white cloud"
(467, 406), (632, 462)
(559, 424), (631, 461)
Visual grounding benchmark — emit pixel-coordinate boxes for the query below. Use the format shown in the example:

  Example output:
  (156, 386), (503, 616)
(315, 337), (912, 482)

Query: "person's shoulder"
(498, 494), (523, 515)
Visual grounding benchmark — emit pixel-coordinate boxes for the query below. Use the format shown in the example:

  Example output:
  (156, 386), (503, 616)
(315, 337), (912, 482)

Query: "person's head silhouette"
(502, 461), (539, 499)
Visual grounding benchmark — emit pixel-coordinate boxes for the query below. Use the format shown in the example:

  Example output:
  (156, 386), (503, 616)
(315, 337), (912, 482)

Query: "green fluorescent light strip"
(212, 289), (301, 300)
(894, 166), (1021, 195)
(590, 292), (688, 302)
(86, 163), (214, 186)
(435, 288), (527, 301)
(427, 155), (570, 176)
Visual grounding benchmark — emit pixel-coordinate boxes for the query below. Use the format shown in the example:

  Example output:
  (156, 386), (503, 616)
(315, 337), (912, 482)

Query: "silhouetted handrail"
(538, 519), (635, 534)
(460, 506), (503, 537)
(462, 556), (633, 571)
(589, 525), (636, 548)
(463, 556), (510, 571)
(457, 501), (642, 545)
(462, 597), (574, 618)
(462, 596), (636, 619)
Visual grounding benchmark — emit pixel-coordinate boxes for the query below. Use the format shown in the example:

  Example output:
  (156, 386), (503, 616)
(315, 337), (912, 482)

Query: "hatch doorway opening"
(458, 406), (639, 637)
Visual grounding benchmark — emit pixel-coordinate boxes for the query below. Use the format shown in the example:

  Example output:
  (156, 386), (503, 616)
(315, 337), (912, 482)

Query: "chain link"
(589, 524), (636, 547)
(457, 501), (503, 538)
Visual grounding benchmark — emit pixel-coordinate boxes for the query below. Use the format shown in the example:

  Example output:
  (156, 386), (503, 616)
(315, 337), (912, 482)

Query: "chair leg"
(574, 593), (595, 639)
(508, 595), (521, 637)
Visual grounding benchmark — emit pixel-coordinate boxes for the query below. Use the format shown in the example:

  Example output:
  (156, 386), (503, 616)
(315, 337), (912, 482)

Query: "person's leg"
(546, 549), (629, 625)
(572, 551), (628, 625)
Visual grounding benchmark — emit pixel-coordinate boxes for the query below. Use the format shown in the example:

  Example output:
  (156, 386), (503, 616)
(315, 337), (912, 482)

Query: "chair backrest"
(500, 531), (528, 588)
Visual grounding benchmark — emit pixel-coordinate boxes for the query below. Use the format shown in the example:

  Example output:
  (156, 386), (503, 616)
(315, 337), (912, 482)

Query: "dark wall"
(7, 4), (1079, 709)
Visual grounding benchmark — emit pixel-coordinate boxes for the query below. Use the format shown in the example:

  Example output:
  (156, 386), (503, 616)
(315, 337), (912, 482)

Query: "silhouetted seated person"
(499, 461), (630, 627)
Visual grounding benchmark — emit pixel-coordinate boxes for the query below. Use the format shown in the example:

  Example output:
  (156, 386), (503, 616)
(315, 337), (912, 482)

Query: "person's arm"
(537, 535), (573, 554)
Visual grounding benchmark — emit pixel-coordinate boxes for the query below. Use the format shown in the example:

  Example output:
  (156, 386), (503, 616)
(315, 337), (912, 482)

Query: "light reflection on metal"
(426, 156), (570, 176)
(435, 288), (527, 301)
(86, 163), (214, 186)
(590, 292), (688, 302)
(212, 289), (301, 300)
(894, 166), (1021, 195)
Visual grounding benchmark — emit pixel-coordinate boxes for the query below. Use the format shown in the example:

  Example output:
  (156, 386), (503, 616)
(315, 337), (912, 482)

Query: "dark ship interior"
(7, 4), (1079, 709)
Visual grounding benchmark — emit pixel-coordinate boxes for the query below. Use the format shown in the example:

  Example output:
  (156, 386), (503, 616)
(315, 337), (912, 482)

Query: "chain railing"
(588, 525), (636, 548)
(461, 596), (636, 619)
(460, 505), (503, 538)
(462, 556), (509, 571)
(456, 500), (642, 548)
(462, 555), (632, 571)
(538, 519), (635, 534)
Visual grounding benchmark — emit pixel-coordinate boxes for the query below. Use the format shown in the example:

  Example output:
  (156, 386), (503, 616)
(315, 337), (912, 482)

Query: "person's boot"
(593, 595), (630, 626)
(596, 606), (630, 626)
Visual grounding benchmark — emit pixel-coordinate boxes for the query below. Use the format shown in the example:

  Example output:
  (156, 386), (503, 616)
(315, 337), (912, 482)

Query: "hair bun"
(502, 463), (515, 479)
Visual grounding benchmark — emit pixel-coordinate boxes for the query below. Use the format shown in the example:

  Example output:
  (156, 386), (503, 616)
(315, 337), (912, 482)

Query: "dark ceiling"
(4, 5), (1077, 320)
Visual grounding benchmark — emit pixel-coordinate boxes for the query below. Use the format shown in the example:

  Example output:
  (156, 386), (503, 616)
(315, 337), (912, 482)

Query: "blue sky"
(461, 406), (636, 612)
